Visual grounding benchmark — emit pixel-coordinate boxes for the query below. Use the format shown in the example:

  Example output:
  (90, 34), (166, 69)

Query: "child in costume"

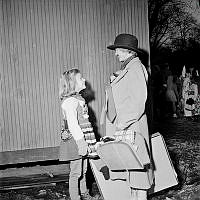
(59, 68), (97, 200)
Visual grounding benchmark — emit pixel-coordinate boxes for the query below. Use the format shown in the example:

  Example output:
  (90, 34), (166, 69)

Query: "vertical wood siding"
(0, 0), (3, 151)
(1, 0), (149, 152)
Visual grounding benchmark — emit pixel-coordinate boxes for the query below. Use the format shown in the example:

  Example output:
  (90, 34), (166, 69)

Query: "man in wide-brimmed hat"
(101, 33), (154, 200)
(107, 33), (142, 53)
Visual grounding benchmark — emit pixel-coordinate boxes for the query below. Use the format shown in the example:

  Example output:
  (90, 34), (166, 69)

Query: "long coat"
(107, 57), (149, 143)
(103, 57), (154, 189)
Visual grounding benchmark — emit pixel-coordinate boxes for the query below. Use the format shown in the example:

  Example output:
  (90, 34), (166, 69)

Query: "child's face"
(75, 73), (86, 92)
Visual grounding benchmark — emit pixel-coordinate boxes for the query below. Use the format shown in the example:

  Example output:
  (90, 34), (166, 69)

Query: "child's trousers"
(69, 158), (88, 200)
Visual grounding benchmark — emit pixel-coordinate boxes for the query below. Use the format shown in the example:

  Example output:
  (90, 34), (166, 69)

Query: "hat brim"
(107, 44), (143, 54)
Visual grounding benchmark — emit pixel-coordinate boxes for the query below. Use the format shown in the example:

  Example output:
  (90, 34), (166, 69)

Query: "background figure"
(102, 33), (154, 200)
(187, 76), (198, 118)
(159, 63), (172, 119)
(151, 64), (163, 120)
(175, 75), (184, 117)
(193, 70), (200, 118)
(182, 72), (198, 118)
(182, 73), (191, 117)
(161, 63), (172, 87)
(59, 69), (97, 200)
(165, 75), (179, 118)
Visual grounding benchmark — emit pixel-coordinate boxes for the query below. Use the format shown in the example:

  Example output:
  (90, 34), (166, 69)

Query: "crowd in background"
(151, 63), (200, 121)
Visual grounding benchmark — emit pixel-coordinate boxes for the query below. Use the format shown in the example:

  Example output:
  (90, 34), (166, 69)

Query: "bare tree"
(148, 0), (200, 54)
(170, 11), (200, 50)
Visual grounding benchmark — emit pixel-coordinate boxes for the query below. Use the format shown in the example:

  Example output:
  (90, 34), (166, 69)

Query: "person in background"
(59, 69), (97, 200)
(151, 64), (163, 120)
(193, 70), (200, 119)
(165, 75), (179, 118)
(102, 33), (154, 200)
(182, 71), (198, 118)
(159, 63), (172, 119)
(182, 73), (192, 117)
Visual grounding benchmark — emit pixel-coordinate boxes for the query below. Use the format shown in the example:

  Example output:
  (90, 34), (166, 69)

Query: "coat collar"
(110, 57), (140, 84)
(120, 55), (136, 70)
(111, 68), (128, 84)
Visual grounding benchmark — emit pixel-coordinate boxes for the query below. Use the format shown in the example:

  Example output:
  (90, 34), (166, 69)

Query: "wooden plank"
(0, 174), (69, 190)
(0, 147), (60, 165)
(0, 0), (3, 150)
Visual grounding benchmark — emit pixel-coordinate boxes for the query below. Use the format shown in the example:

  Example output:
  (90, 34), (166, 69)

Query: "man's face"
(115, 48), (131, 62)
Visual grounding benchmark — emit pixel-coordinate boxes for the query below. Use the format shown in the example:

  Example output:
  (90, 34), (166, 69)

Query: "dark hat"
(107, 33), (142, 53)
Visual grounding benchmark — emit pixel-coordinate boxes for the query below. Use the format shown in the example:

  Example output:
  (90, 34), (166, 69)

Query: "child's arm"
(61, 97), (87, 156)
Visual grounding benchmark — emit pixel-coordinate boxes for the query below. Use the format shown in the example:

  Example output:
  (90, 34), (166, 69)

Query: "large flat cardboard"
(90, 132), (178, 199)
(150, 132), (178, 193)
(90, 159), (132, 200)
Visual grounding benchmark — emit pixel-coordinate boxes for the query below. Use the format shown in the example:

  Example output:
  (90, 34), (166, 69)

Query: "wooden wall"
(0, 0), (149, 164)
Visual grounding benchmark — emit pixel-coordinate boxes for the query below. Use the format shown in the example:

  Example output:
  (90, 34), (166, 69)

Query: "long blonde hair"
(59, 68), (80, 100)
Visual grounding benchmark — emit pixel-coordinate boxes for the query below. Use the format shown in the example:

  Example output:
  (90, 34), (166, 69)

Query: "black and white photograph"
(0, 0), (200, 199)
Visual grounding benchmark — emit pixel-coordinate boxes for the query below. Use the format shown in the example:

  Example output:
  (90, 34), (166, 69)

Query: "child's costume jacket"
(59, 94), (96, 161)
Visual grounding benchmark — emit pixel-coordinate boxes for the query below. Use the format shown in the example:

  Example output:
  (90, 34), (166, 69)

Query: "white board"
(90, 159), (132, 200)
(150, 132), (178, 193)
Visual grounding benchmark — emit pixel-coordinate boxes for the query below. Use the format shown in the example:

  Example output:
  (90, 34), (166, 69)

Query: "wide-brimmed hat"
(107, 33), (142, 53)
